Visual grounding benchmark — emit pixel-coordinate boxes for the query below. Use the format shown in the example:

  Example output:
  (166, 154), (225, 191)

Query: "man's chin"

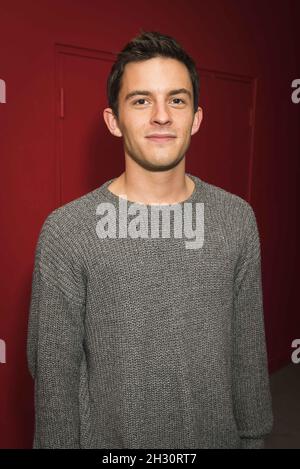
(129, 153), (185, 172)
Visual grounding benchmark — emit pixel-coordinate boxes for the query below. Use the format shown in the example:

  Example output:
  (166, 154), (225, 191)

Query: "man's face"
(109, 57), (202, 172)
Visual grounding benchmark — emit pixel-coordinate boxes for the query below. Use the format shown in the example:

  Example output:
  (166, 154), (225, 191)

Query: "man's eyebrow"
(124, 88), (192, 101)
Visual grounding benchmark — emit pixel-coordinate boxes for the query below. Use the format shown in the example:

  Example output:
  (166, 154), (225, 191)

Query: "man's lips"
(145, 135), (176, 143)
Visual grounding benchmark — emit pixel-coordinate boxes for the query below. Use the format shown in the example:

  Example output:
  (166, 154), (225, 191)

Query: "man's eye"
(133, 98), (148, 105)
(172, 98), (185, 104)
(132, 98), (186, 106)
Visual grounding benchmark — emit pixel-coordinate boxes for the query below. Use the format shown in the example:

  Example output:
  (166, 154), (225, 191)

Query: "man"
(26, 30), (273, 449)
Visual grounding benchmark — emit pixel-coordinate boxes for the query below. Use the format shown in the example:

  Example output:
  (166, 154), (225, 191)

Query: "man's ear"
(103, 108), (123, 137)
(191, 106), (203, 136)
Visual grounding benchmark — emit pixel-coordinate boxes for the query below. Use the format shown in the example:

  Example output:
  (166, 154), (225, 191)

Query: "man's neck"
(107, 171), (195, 205)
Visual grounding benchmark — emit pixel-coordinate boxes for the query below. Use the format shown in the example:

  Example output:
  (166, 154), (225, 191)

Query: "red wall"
(0, 0), (299, 449)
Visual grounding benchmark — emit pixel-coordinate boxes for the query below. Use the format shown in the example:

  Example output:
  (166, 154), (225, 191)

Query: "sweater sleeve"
(26, 214), (86, 448)
(232, 203), (273, 449)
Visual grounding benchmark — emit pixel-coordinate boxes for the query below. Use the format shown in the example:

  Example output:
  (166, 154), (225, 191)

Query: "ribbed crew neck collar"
(98, 172), (203, 208)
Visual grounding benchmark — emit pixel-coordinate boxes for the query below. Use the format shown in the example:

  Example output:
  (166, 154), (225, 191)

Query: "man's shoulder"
(197, 178), (260, 248)
(38, 184), (108, 241)
(199, 177), (255, 219)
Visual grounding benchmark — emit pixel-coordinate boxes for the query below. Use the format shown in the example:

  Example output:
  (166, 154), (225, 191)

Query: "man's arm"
(232, 203), (274, 449)
(26, 214), (86, 448)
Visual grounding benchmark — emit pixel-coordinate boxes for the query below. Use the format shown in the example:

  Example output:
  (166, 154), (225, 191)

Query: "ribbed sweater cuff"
(240, 438), (265, 449)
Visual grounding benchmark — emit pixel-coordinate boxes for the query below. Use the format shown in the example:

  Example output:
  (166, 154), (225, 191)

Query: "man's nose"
(150, 101), (172, 124)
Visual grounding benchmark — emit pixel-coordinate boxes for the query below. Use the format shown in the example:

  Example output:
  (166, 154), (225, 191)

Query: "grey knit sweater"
(26, 172), (273, 449)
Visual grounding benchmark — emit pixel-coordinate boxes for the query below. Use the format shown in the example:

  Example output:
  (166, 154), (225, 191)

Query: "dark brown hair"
(107, 30), (199, 119)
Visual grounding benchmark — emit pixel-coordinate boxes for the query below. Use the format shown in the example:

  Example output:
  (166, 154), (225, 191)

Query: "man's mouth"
(145, 135), (176, 143)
